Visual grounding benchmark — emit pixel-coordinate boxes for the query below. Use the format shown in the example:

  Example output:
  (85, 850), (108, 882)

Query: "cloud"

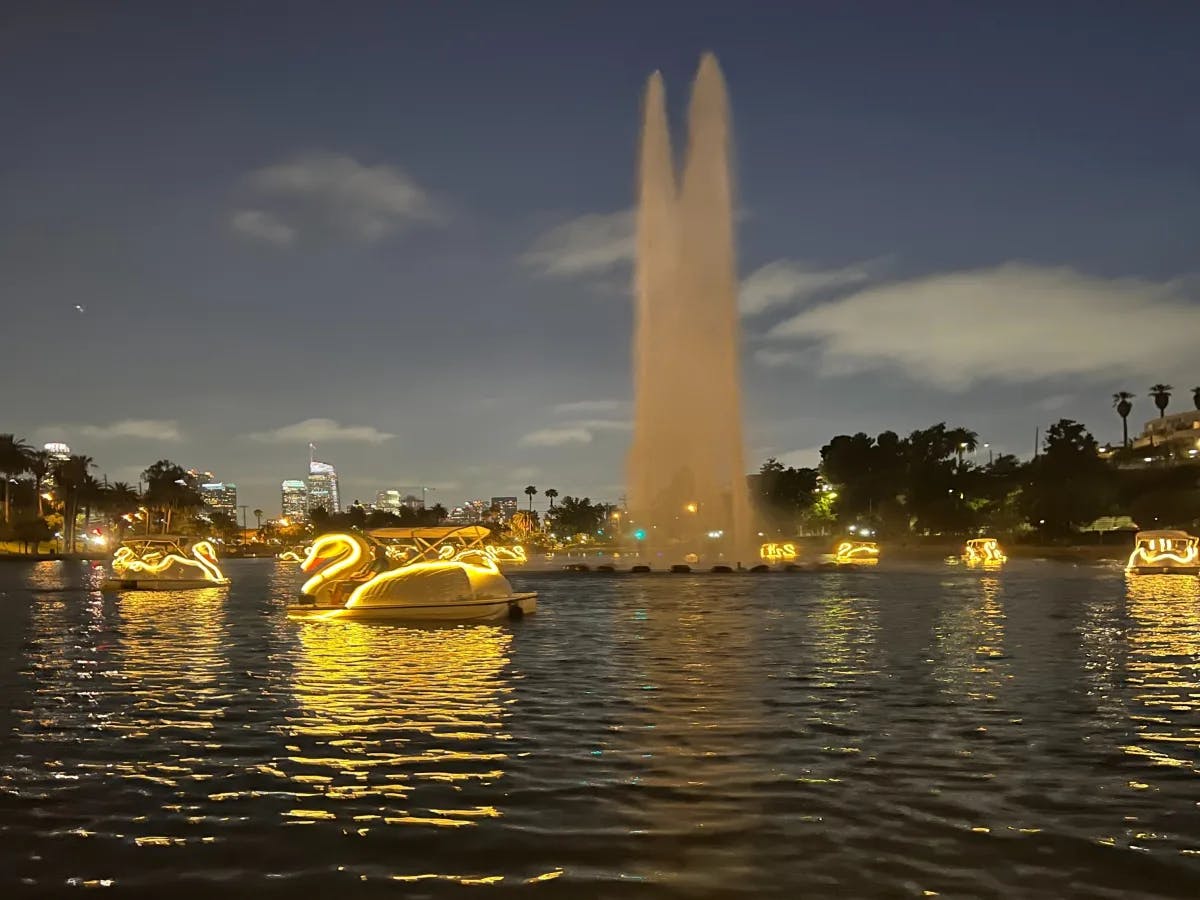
(740, 258), (878, 316)
(553, 399), (626, 415)
(519, 427), (594, 447)
(238, 152), (445, 243)
(767, 263), (1200, 389)
(76, 419), (182, 441)
(228, 209), (296, 246)
(753, 348), (805, 368)
(247, 418), (395, 444)
(521, 209), (634, 277)
(776, 447), (823, 469)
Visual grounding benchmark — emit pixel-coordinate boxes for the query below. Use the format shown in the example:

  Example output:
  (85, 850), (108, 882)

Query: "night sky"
(3, 2), (1199, 513)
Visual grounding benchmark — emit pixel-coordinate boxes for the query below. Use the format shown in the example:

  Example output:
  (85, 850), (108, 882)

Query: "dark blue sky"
(3, 2), (1199, 512)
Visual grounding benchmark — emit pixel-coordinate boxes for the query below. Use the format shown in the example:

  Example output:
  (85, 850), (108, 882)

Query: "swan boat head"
(300, 532), (376, 602)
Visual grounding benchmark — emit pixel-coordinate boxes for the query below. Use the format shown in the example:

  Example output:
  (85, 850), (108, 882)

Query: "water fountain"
(627, 54), (752, 565)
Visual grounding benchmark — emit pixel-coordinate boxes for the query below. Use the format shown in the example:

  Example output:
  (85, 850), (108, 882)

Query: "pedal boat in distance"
(1125, 530), (1200, 575)
(289, 530), (536, 622)
(100, 536), (231, 590)
(963, 537), (1007, 565)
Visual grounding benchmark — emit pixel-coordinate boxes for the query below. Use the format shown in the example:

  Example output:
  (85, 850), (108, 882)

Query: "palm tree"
(544, 488), (559, 509)
(26, 449), (51, 516)
(1112, 391), (1135, 447)
(102, 481), (141, 538)
(0, 434), (32, 524)
(54, 455), (94, 552)
(1193, 386), (1200, 411)
(524, 485), (537, 512)
(1149, 384), (1173, 418)
(253, 508), (263, 533)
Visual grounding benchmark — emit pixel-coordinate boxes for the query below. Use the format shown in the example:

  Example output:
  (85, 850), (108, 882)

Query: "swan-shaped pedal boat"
(963, 537), (1006, 565)
(101, 536), (230, 590)
(289, 530), (537, 622)
(1126, 530), (1200, 575)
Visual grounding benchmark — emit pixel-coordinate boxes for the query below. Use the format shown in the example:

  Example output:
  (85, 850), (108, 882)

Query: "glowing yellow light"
(835, 540), (879, 564)
(964, 538), (1006, 564)
(111, 539), (227, 583)
(343, 556), (503, 609)
(1126, 531), (1200, 572)
(300, 533), (368, 597)
(685, 502), (698, 514)
(759, 542), (798, 562)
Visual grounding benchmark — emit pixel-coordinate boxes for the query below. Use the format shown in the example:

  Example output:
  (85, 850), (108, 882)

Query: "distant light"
(634, 528), (646, 541)
(1143, 457), (1153, 463)
(684, 502), (698, 514)
(849, 525), (857, 533)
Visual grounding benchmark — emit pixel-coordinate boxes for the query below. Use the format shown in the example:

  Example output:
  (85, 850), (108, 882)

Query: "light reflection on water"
(0, 560), (1198, 897)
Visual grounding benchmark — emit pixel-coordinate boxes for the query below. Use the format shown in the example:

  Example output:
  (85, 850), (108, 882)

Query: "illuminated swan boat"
(964, 538), (1006, 565)
(101, 536), (230, 590)
(833, 540), (880, 566)
(1126, 530), (1200, 576)
(290, 530), (536, 621)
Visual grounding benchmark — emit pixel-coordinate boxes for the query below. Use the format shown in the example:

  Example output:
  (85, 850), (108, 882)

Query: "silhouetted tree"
(1022, 419), (1114, 536)
(1113, 391), (1135, 447)
(0, 434), (32, 524)
(1193, 386), (1200, 412)
(1149, 384), (1173, 418)
(26, 449), (51, 517)
(142, 460), (202, 532)
(544, 488), (558, 509)
(524, 485), (537, 512)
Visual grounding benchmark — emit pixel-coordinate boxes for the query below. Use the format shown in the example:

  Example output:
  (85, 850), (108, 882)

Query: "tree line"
(754, 417), (1200, 541)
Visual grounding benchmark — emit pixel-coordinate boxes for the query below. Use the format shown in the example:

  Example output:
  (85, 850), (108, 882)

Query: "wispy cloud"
(519, 427), (594, 447)
(767, 263), (1200, 389)
(234, 152), (446, 245)
(247, 418), (395, 444)
(52, 419), (184, 441)
(228, 209), (296, 246)
(740, 258), (881, 316)
(521, 209), (634, 277)
(552, 399), (626, 415)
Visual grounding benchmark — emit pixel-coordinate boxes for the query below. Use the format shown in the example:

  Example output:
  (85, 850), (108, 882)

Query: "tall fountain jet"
(628, 54), (752, 563)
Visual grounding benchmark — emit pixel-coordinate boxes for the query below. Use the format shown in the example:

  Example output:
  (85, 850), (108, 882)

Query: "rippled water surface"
(1, 559), (1199, 897)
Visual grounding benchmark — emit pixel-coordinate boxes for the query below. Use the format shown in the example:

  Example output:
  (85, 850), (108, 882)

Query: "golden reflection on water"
(932, 576), (1009, 703)
(273, 622), (514, 833)
(1122, 576), (1200, 772)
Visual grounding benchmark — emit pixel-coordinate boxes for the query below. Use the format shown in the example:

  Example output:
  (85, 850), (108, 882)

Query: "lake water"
(0, 558), (1198, 898)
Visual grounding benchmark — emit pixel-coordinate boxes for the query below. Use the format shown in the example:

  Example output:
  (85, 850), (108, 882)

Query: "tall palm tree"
(1193, 386), (1200, 411)
(544, 488), (558, 509)
(524, 485), (537, 512)
(103, 481), (141, 538)
(0, 434), (32, 524)
(26, 449), (51, 517)
(1149, 384), (1173, 418)
(1112, 391), (1135, 447)
(253, 508), (263, 533)
(54, 455), (94, 552)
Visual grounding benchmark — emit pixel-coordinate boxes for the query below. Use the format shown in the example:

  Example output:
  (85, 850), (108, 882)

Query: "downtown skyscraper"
(305, 445), (340, 516)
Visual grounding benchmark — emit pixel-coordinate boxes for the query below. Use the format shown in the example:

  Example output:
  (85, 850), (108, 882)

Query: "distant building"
(463, 499), (489, 522)
(307, 458), (340, 515)
(199, 482), (238, 518)
(375, 489), (403, 514)
(492, 496), (519, 522)
(184, 468), (216, 490)
(44, 442), (71, 463)
(281, 480), (308, 521)
(1132, 411), (1200, 461)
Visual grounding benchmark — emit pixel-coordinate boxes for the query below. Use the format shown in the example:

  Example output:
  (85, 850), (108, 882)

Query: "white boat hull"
(101, 578), (230, 591)
(287, 592), (537, 622)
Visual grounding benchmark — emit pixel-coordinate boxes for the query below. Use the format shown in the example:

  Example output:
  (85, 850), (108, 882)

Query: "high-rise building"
(184, 468), (216, 490)
(281, 480), (308, 521)
(463, 499), (488, 522)
(44, 442), (71, 463)
(199, 482), (238, 518)
(306, 454), (340, 516)
(492, 497), (519, 522)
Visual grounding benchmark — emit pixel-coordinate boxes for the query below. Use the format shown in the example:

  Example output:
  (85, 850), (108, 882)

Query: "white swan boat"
(100, 536), (231, 590)
(1126, 530), (1200, 575)
(289, 530), (536, 622)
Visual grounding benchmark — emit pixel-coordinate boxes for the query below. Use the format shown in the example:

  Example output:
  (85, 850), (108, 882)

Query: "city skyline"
(4, 4), (1200, 511)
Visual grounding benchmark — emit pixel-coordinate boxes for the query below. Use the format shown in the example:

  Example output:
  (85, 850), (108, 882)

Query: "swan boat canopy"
(290, 529), (536, 621)
(1126, 530), (1200, 575)
(101, 536), (230, 590)
(834, 540), (880, 565)
(964, 537), (1007, 564)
